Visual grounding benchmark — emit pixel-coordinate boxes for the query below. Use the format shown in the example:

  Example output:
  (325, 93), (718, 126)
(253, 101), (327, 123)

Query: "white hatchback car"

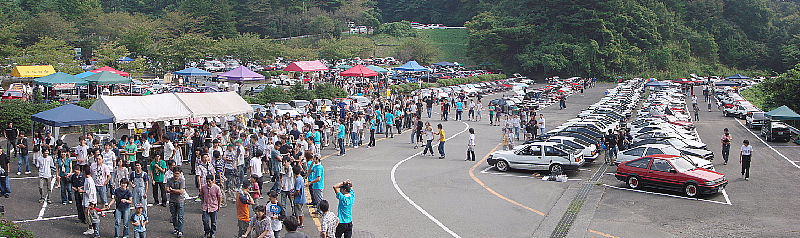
(488, 142), (585, 175)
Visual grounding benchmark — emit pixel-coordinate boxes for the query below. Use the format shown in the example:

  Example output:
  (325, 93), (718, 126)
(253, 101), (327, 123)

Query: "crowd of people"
(0, 85), (525, 238)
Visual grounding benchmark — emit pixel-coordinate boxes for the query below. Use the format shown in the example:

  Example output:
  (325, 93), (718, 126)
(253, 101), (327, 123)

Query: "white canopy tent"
(91, 93), (193, 123)
(90, 92), (253, 124)
(174, 92), (253, 118)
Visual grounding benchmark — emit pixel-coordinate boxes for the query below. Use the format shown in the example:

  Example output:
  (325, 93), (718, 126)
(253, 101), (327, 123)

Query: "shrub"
(0, 100), (61, 130)
(0, 218), (35, 238)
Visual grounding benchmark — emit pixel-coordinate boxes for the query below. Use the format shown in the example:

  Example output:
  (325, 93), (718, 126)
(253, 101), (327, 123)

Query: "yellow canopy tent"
(11, 65), (56, 77)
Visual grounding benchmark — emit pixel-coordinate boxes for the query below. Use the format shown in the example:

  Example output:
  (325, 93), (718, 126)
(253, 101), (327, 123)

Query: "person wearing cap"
(200, 176), (222, 237)
(131, 203), (148, 238)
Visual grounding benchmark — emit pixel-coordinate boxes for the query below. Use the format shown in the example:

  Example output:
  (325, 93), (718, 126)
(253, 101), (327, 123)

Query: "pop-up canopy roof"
(32, 104), (114, 127)
(219, 66), (265, 81)
(175, 67), (212, 76)
(12, 65), (55, 77)
(34, 72), (88, 86)
(394, 61), (430, 72)
(284, 60), (329, 72)
(340, 65), (378, 77)
(765, 105), (800, 120)
(91, 66), (130, 77)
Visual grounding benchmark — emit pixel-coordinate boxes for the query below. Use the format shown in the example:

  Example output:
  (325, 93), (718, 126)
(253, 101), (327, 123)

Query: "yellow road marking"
(468, 143), (548, 216)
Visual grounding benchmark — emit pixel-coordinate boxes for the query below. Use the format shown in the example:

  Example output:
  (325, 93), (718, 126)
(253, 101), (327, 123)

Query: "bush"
(376, 21), (417, 37)
(259, 71), (289, 77)
(0, 100), (61, 131)
(0, 218), (35, 238)
(250, 86), (292, 105)
(313, 83), (348, 100)
(76, 99), (97, 109)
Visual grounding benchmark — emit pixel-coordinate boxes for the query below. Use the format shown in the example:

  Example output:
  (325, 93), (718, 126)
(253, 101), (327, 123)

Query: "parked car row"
(615, 84), (727, 197)
(716, 87), (793, 142)
(488, 79), (647, 175)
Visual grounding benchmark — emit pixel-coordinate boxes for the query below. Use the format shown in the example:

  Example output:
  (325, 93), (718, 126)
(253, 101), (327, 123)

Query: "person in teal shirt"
(394, 108), (404, 134)
(368, 118), (377, 147)
(334, 180), (356, 237)
(308, 157), (325, 212)
(338, 122), (347, 156)
(384, 111), (395, 138)
(375, 108), (383, 134)
(456, 101), (465, 121)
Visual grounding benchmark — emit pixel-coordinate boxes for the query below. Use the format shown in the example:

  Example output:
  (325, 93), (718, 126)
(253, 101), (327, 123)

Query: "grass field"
(416, 28), (473, 65)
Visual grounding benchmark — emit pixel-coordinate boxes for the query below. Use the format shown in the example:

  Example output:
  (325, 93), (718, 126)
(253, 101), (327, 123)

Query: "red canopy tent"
(91, 66), (130, 77)
(339, 65), (378, 77)
(284, 60), (329, 72)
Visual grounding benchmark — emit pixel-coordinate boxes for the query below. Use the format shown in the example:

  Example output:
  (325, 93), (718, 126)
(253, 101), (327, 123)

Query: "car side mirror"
(669, 169), (677, 173)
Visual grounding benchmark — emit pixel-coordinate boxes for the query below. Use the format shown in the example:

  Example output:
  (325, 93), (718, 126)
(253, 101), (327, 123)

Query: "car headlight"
(704, 181), (715, 186)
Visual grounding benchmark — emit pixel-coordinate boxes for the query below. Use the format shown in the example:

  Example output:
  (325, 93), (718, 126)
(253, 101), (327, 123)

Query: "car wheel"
(684, 184), (699, 197)
(627, 176), (640, 189)
(549, 164), (564, 175)
(495, 160), (510, 172)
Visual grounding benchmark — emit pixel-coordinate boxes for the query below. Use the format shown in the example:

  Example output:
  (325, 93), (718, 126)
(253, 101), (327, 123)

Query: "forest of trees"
(462, 0), (800, 78)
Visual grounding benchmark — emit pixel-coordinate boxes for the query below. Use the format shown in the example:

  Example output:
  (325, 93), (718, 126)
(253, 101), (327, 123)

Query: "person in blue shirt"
(368, 117), (377, 147)
(384, 111), (395, 138)
(375, 108), (383, 134)
(337, 121), (347, 156)
(307, 157), (325, 213)
(394, 108), (404, 134)
(455, 101), (465, 121)
(334, 180), (355, 238)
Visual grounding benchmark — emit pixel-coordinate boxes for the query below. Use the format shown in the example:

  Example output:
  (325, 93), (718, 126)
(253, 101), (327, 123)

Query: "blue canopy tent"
(174, 67), (212, 76)
(31, 104), (115, 138)
(394, 61), (430, 72)
(117, 57), (135, 62)
(715, 80), (741, 87)
(725, 74), (750, 80)
(432, 61), (455, 67)
(75, 71), (96, 78)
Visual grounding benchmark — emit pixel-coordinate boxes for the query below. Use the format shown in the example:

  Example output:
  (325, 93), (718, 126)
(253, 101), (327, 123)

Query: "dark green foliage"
(0, 218), (35, 238)
(313, 83), (348, 99)
(0, 101), (61, 131)
(376, 21), (417, 37)
(465, 0), (800, 78)
(249, 86), (292, 105)
(742, 64), (800, 112)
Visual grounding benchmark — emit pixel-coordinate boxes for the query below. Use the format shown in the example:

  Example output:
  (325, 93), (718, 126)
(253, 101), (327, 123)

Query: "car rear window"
(626, 158), (651, 169)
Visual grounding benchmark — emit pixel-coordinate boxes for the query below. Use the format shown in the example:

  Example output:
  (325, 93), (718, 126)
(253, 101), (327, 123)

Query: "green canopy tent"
(334, 65), (353, 70)
(84, 71), (132, 85)
(366, 65), (389, 73)
(34, 72), (88, 86)
(765, 105), (800, 120)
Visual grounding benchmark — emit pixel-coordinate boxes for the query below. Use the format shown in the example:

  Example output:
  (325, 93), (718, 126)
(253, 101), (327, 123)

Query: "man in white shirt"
(36, 150), (55, 203)
(101, 144), (116, 169)
(740, 140), (753, 180)
(75, 138), (90, 169)
(249, 152), (264, 190)
(164, 139), (176, 162)
(91, 155), (112, 207)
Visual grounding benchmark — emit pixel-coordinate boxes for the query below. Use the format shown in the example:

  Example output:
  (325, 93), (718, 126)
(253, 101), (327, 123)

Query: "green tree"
(22, 12), (78, 45)
(289, 84), (313, 100)
(313, 83), (347, 99)
(376, 21), (416, 37)
(117, 57), (149, 77)
(14, 37), (81, 74)
(317, 36), (375, 60)
(251, 86), (291, 104)
(179, 0), (237, 38)
(310, 15), (345, 38)
(212, 34), (282, 64)
(93, 41), (129, 67)
(394, 38), (440, 64)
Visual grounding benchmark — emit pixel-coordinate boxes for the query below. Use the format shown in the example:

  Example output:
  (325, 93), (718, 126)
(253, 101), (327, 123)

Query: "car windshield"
(554, 144), (578, 154)
(671, 158), (697, 172)
(563, 140), (584, 149)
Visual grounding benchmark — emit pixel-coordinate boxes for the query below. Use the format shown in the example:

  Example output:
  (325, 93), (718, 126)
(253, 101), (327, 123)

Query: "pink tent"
(340, 65), (378, 77)
(284, 60), (329, 72)
(91, 66), (130, 77)
(220, 66), (265, 81)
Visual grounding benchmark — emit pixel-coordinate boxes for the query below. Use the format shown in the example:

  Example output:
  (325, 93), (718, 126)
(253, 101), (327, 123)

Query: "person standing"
(537, 115), (546, 136)
(166, 167), (186, 237)
(691, 95), (698, 110)
(131, 204), (149, 238)
(422, 123), (435, 156)
(604, 129), (618, 164)
(465, 128), (476, 161)
(693, 104), (700, 121)
(455, 100), (464, 121)
(337, 121), (347, 156)
(283, 217), (309, 238)
(307, 157), (325, 213)
(385, 110), (395, 138)
(200, 176), (222, 238)
(488, 104), (496, 126)
(721, 128), (732, 165)
(91, 155), (111, 208)
(35, 149), (55, 203)
(292, 166), (306, 226)
(110, 178), (133, 238)
(4, 123), (18, 157)
(436, 124), (447, 159)
(236, 185), (256, 238)
(425, 97), (434, 118)
(333, 181), (355, 238)
(242, 205), (273, 238)
(82, 169), (98, 236)
(130, 163), (150, 215)
(70, 166), (86, 223)
(319, 200), (338, 238)
(150, 154), (168, 207)
(740, 140), (753, 180)
(0, 148), (11, 197)
(16, 133), (30, 175)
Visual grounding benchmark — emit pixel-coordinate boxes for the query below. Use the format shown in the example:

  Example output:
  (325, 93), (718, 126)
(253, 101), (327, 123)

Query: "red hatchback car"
(615, 154), (727, 197)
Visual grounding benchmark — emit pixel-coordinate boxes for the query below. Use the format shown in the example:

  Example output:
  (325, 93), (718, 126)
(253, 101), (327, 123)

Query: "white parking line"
(603, 184), (731, 205)
(36, 178), (57, 219)
(770, 145), (800, 148)
(390, 121), (470, 238)
(734, 119), (800, 169)
(15, 210), (115, 223)
(10, 176), (39, 180)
